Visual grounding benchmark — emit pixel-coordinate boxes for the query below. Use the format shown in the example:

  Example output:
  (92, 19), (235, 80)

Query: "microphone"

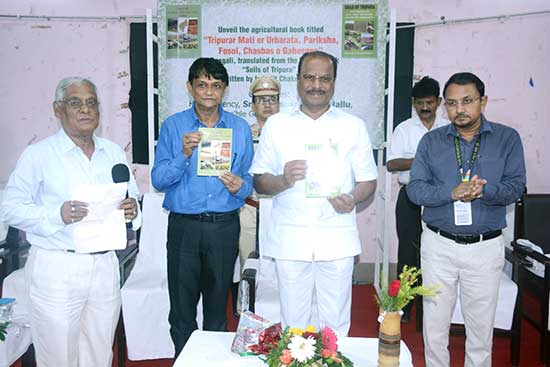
(112, 164), (132, 227)
(112, 163), (130, 184)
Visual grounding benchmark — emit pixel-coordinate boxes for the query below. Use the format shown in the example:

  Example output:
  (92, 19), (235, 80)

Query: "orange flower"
(279, 349), (293, 364)
(321, 348), (337, 358)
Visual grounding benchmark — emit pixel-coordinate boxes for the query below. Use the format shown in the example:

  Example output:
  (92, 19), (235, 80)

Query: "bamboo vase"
(378, 311), (401, 367)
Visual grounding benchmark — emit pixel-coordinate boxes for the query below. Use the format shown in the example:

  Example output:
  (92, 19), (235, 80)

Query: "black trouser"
(396, 186), (422, 315)
(166, 211), (239, 358)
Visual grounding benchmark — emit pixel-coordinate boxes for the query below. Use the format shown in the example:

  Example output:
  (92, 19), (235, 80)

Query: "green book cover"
(305, 143), (342, 198)
(197, 128), (233, 176)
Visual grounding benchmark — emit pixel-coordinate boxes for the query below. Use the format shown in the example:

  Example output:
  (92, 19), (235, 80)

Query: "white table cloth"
(174, 330), (414, 367)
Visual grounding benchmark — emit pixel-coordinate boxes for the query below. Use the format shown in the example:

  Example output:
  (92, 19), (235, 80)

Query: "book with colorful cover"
(305, 142), (342, 198)
(197, 128), (232, 176)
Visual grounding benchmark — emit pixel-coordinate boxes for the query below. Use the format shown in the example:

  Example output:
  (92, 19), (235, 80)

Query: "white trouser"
(274, 257), (354, 335)
(25, 247), (121, 367)
(421, 229), (504, 367)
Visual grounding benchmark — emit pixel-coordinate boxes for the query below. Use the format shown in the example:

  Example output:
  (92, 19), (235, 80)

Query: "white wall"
(1, 0), (549, 265)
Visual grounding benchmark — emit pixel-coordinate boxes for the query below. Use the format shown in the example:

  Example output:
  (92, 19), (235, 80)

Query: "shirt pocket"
(477, 157), (505, 182)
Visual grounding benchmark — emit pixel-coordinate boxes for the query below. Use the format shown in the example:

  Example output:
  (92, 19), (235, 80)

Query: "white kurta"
(250, 106), (378, 262)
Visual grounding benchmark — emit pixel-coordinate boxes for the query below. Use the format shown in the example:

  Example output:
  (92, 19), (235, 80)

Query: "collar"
(295, 104), (335, 120)
(190, 103), (227, 128)
(413, 115), (446, 130)
(57, 128), (104, 154)
(445, 114), (492, 137)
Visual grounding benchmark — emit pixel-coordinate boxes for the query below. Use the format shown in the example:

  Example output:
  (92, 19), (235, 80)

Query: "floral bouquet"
(252, 324), (353, 367)
(375, 265), (438, 314)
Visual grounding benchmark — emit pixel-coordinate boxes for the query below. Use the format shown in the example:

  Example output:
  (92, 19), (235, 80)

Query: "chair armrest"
(506, 246), (531, 284)
(511, 240), (550, 266)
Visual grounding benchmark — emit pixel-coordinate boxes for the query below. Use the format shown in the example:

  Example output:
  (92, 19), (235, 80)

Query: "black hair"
(412, 76), (440, 99)
(188, 57), (229, 86)
(443, 72), (485, 97)
(297, 51), (339, 79)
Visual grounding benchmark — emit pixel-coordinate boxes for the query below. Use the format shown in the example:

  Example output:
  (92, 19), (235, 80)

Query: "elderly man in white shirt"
(386, 76), (449, 322)
(0, 77), (141, 367)
(250, 51), (377, 335)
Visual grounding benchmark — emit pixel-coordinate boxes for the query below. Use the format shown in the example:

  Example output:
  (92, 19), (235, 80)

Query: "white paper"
(71, 182), (128, 253)
(454, 200), (472, 226)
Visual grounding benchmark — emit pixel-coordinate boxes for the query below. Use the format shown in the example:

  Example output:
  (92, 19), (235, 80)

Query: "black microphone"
(112, 164), (132, 228)
(112, 163), (130, 185)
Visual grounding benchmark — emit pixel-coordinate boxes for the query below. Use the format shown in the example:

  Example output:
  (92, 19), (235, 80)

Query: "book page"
(305, 143), (342, 198)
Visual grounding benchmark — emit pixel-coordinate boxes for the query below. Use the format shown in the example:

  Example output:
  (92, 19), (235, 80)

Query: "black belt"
(427, 224), (502, 244)
(176, 209), (239, 223)
(66, 249), (110, 255)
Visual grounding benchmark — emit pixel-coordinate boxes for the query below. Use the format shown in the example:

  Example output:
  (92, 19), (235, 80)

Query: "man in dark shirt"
(151, 58), (254, 357)
(407, 72), (526, 367)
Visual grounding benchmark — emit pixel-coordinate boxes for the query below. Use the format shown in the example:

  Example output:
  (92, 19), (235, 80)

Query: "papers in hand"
(71, 182), (127, 253)
(305, 143), (343, 198)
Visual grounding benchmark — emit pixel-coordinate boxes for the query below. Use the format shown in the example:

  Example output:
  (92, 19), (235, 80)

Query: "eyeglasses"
(254, 96), (279, 105)
(444, 97), (481, 108)
(58, 98), (99, 110)
(299, 74), (333, 84)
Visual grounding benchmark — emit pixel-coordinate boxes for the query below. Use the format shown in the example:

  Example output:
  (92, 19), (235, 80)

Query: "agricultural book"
(305, 142), (342, 198)
(197, 128), (232, 176)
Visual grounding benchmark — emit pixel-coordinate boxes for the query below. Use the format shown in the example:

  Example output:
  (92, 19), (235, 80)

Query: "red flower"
(388, 280), (401, 297)
(321, 326), (338, 351)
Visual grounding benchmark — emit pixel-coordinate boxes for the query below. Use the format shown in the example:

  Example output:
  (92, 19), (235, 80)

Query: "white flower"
(288, 335), (316, 362)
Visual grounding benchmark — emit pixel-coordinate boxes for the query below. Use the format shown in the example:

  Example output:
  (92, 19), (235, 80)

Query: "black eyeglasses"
(254, 96), (279, 105)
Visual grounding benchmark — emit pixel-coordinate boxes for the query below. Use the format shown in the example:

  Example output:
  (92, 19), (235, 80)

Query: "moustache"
(455, 113), (469, 119)
(306, 89), (326, 95)
(420, 110), (431, 114)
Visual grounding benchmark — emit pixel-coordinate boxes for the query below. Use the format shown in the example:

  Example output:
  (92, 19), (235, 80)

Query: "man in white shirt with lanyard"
(387, 76), (449, 322)
(0, 77), (141, 367)
(250, 51), (377, 335)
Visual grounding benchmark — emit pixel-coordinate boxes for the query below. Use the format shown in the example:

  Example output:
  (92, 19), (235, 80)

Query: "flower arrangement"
(252, 324), (353, 367)
(375, 265), (438, 313)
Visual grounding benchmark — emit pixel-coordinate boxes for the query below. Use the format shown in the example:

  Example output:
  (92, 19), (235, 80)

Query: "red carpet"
(11, 285), (544, 366)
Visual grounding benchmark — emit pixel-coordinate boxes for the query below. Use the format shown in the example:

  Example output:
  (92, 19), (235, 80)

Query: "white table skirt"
(174, 330), (414, 367)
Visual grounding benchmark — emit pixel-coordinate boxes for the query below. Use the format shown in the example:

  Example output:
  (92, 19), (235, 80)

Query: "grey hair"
(54, 77), (98, 102)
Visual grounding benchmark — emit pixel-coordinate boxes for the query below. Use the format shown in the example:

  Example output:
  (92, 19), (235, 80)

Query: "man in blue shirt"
(407, 72), (525, 367)
(151, 58), (254, 357)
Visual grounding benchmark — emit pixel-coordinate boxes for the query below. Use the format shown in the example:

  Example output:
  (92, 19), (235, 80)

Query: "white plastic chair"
(121, 192), (185, 360)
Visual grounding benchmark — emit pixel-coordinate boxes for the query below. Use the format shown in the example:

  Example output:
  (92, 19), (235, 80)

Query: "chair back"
(136, 192), (169, 271)
(515, 194), (550, 253)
